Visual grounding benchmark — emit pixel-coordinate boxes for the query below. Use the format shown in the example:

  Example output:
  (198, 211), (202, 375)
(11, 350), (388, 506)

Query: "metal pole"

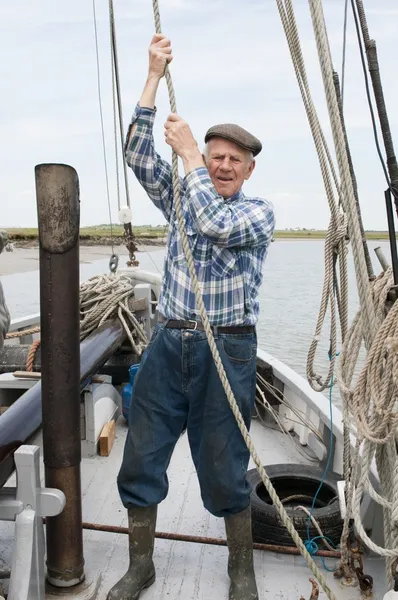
(79, 521), (341, 559)
(35, 163), (84, 587)
(374, 246), (390, 272)
(353, 0), (398, 215)
(385, 188), (398, 285)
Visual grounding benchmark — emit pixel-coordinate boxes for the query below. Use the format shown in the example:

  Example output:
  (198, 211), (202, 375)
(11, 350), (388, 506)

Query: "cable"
(350, 0), (394, 193)
(341, 0), (349, 107)
(92, 0), (115, 254)
(305, 359), (336, 571)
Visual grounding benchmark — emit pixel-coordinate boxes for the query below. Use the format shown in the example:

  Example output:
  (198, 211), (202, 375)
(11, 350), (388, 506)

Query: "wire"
(341, 0), (349, 107)
(350, 0), (394, 193)
(92, 0), (115, 254)
(305, 361), (336, 572)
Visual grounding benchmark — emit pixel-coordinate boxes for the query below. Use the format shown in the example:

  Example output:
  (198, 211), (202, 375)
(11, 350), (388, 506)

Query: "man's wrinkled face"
(204, 137), (256, 198)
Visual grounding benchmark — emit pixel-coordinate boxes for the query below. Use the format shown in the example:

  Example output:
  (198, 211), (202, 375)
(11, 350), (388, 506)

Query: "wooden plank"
(13, 371), (41, 380)
(99, 420), (116, 457)
(13, 371), (104, 384)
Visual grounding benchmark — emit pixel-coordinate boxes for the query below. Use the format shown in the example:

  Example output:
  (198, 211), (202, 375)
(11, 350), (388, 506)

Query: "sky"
(1, 0), (397, 230)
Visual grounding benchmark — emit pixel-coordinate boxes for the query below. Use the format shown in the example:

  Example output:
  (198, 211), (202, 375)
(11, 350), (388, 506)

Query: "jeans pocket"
(221, 335), (257, 363)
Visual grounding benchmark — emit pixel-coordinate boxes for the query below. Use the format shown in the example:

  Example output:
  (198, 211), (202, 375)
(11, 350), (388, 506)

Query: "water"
(2, 240), (392, 405)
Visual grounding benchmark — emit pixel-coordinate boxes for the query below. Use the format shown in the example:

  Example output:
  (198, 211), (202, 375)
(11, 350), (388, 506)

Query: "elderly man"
(0, 232), (10, 348)
(108, 34), (275, 600)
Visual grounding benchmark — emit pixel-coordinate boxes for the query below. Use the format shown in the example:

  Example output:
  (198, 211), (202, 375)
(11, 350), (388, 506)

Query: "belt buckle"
(187, 320), (198, 331)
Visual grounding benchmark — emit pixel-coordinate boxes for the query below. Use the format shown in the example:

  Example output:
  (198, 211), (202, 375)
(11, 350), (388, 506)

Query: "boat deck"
(0, 419), (386, 599)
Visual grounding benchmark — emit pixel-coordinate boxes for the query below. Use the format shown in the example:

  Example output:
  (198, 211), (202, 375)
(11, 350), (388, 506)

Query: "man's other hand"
(148, 34), (173, 80)
(164, 114), (198, 159)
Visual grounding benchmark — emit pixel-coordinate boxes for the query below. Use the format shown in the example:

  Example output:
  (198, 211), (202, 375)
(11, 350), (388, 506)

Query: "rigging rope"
(350, 0), (394, 195)
(337, 268), (398, 586)
(92, 0), (115, 253)
(108, 0), (131, 210)
(341, 0), (349, 107)
(309, 0), (376, 348)
(274, 0), (349, 392)
(307, 0), (398, 587)
(150, 0), (337, 597)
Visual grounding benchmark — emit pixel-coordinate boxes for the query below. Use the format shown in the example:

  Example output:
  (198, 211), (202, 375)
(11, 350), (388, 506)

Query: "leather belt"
(159, 316), (255, 335)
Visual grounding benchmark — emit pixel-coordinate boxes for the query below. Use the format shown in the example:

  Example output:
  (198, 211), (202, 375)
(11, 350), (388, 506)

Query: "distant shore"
(3, 226), (395, 247)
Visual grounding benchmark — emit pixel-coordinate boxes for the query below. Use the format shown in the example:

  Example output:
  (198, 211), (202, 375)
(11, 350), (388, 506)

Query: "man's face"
(204, 138), (256, 198)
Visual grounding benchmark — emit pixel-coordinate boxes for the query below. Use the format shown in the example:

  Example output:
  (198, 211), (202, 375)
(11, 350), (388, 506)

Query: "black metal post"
(385, 188), (398, 285)
(35, 163), (83, 587)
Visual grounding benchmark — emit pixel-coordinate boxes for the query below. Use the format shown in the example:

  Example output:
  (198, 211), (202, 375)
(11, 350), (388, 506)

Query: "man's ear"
(245, 159), (256, 181)
(202, 153), (207, 166)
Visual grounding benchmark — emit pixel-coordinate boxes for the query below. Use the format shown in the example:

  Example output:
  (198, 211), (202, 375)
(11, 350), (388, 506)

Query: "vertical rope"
(108, 0), (131, 209)
(309, 0), (376, 350)
(333, 72), (374, 280)
(149, 1), (337, 597)
(341, 0), (349, 106)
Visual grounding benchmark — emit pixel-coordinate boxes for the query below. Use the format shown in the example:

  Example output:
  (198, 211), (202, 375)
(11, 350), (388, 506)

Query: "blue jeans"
(117, 323), (257, 518)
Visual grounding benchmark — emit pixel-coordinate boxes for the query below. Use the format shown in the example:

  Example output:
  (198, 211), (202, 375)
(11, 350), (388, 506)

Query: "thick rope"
(151, 2), (337, 598)
(333, 71), (374, 280)
(274, 0), (349, 393)
(26, 339), (41, 372)
(308, 0), (398, 585)
(5, 326), (40, 339)
(337, 269), (398, 585)
(309, 0), (376, 350)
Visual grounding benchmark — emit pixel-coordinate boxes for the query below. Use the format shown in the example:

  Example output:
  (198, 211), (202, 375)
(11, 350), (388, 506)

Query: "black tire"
(248, 464), (342, 547)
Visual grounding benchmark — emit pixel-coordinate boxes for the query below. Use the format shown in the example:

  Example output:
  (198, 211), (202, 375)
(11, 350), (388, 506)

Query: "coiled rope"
(151, 1), (337, 597)
(337, 268), (398, 586)
(6, 274), (148, 359)
(80, 274), (148, 355)
(307, 0), (398, 587)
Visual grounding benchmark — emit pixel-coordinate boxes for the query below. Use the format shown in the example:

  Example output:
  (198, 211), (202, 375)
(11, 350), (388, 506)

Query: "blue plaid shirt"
(125, 104), (275, 326)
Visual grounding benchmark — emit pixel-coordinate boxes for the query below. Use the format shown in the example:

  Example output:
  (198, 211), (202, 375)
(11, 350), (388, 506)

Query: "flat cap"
(204, 123), (262, 157)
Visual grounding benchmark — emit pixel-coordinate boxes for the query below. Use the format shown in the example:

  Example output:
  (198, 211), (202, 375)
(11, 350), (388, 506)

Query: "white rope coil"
(337, 268), (398, 584)
(80, 273), (148, 355)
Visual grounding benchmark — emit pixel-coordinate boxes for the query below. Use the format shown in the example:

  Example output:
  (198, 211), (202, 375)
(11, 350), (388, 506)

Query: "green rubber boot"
(107, 505), (157, 600)
(225, 506), (259, 600)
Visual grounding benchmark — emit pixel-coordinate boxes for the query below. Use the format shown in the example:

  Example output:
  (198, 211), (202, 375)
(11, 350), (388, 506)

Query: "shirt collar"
(225, 188), (244, 203)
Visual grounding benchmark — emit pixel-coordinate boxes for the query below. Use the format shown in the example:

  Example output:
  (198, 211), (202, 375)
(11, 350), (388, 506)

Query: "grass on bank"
(5, 225), (168, 241)
(3, 226), (395, 241)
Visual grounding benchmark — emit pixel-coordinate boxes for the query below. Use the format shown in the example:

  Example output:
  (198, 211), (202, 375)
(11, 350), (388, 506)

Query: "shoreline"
(5, 233), (394, 249)
(0, 244), (164, 276)
(1, 234), (392, 277)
